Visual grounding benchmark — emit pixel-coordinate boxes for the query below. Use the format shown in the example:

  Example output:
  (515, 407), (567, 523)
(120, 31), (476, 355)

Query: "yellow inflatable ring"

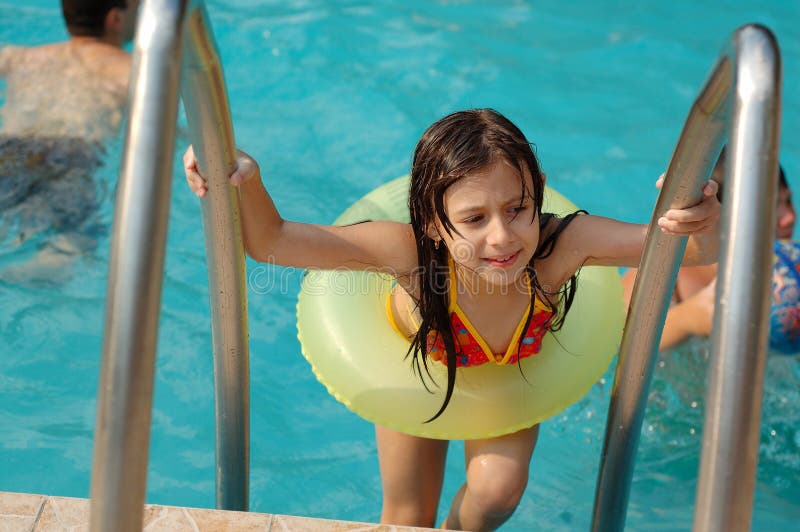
(297, 176), (624, 440)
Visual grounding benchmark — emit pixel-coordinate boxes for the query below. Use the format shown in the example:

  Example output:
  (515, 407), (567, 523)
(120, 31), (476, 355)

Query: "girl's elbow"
(245, 244), (272, 263)
(242, 221), (284, 263)
(245, 247), (263, 262)
(241, 236), (270, 263)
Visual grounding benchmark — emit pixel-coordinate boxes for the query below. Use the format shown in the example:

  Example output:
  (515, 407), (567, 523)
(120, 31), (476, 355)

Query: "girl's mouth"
(484, 251), (520, 268)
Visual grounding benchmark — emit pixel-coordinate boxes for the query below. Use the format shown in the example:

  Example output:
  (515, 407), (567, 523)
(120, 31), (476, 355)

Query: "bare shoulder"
(98, 47), (131, 79)
(538, 210), (598, 255)
(543, 213), (647, 269)
(534, 212), (591, 288)
(77, 43), (131, 92)
(0, 45), (28, 74)
(533, 212), (646, 290)
(13, 42), (68, 60)
(2, 43), (70, 73)
(0, 44), (67, 76)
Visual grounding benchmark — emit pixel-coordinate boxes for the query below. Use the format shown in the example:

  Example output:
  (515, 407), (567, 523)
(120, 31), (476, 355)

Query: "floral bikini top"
(387, 258), (554, 368)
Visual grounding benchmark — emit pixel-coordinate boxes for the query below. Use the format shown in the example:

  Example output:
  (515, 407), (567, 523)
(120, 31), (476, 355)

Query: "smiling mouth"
(484, 251), (520, 267)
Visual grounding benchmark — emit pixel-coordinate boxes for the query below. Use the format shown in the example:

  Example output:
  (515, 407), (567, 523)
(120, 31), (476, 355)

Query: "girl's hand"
(183, 145), (207, 197)
(657, 179), (721, 236)
(230, 149), (261, 187)
(183, 146), (260, 198)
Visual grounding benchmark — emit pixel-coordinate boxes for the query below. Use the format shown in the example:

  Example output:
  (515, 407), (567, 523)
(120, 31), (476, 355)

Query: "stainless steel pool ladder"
(88, 1), (249, 530)
(86, 2), (781, 529)
(591, 24), (782, 532)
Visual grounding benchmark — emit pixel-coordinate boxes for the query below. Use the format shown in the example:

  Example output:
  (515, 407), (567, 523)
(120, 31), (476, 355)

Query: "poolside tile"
(142, 504), (200, 530)
(0, 491), (45, 520)
(0, 492), (435, 532)
(143, 505), (272, 531)
(35, 496), (89, 530)
(270, 515), (435, 531)
(1, 516), (39, 532)
(184, 507), (272, 530)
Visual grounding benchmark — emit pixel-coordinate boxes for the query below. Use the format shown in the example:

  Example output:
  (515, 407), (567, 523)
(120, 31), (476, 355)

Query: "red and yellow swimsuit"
(387, 259), (553, 368)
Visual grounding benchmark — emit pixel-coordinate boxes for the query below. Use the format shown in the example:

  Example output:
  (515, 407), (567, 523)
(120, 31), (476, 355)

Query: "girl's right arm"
(184, 147), (418, 275)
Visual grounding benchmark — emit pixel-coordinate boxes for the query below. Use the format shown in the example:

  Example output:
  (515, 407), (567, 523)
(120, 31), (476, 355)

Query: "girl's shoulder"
(538, 209), (589, 254)
(540, 212), (650, 269)
(535, 211), (590, 287)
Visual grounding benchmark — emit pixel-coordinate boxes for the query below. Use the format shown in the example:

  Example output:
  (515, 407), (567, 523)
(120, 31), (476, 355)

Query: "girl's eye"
(509, 204), (530, 217)
(463, 215), (484, 223)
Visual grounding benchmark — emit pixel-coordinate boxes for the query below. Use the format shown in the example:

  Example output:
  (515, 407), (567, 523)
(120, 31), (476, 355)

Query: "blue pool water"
(1, 1), (799, 529)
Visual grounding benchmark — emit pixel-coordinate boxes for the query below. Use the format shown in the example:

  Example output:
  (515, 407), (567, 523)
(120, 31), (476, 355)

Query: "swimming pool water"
(1, 1), (799, 530)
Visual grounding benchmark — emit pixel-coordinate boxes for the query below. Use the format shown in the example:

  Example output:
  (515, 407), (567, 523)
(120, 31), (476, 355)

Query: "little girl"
(185, 109), (719, 531)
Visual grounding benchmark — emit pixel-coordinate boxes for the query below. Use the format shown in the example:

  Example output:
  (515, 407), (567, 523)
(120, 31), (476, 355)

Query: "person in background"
(0, 1), (139, 282)
(0, 0), (138, 141)
(622, 164), (797, 352)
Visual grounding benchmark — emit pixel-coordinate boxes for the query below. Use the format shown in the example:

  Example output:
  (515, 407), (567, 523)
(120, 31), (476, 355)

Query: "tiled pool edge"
(0, 491), (434, 531)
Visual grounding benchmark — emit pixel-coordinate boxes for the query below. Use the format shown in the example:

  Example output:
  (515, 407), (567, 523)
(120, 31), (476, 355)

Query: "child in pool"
(0, 1), (139, 282)
(622, 158), (797, 352)
(0, 0), (139, 141)
(184, 109), (720, 531)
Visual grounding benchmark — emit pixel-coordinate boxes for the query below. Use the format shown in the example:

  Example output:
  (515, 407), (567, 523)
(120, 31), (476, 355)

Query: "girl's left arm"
(559, 180), (721, 269)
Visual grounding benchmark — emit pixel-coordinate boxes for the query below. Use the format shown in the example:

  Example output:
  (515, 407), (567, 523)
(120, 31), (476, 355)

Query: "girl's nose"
(485, 216), (513, 247)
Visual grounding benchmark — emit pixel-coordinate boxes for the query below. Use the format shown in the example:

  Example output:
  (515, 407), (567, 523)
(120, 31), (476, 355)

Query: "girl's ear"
(425, 223), (441, 244)
(541, 171), (547, 186)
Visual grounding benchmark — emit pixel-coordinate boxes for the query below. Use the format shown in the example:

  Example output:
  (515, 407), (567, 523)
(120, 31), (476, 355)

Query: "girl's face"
(435, 159), (540, 289)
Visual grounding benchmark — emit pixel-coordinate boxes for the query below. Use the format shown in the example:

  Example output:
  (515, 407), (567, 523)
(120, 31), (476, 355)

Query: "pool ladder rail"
(591, 23), (781, 532)
(89, 1), (248, 531)
(87, 0), (782, 528)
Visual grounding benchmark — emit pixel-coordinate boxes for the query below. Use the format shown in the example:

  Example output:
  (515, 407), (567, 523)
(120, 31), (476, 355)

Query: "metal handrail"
(591, 24), (781, 532)
(693, 25), (781, 532)
(89, 0), (249, 529)
(181, 1), (250, 512)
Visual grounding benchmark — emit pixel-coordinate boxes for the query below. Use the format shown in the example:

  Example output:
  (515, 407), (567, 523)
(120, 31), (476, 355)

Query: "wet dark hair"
(407, 108), (582, 421)
(61, 0), (127, 37)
